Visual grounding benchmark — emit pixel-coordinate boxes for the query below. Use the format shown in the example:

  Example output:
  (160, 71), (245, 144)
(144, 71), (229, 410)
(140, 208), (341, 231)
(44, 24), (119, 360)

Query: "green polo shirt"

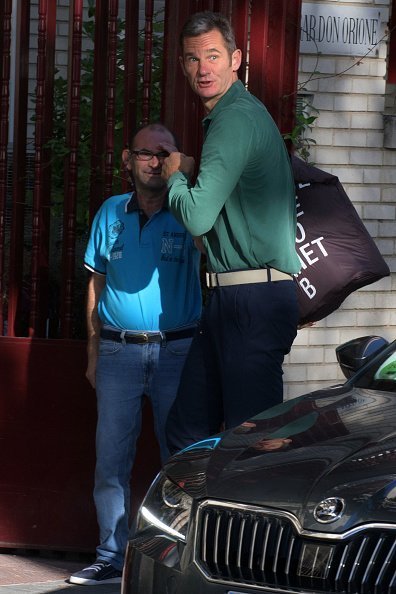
(167, 80), (301, 274)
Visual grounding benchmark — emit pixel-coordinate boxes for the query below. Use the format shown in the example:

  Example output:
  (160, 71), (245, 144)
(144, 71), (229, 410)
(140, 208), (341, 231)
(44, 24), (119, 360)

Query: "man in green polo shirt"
(161, 11), (301, 454)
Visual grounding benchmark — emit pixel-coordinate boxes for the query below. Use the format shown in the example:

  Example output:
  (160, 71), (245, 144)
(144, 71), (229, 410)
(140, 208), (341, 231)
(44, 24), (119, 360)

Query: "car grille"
(195, 501), (396, 594)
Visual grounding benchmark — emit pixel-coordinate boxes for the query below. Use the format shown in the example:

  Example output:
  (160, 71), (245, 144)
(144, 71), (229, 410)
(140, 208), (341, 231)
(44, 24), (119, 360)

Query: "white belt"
(206, 268), (293, 288)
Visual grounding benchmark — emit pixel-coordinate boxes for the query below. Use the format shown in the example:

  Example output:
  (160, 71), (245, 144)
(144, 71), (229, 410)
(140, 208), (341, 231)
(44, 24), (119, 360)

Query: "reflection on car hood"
(165, 386), (396, 532)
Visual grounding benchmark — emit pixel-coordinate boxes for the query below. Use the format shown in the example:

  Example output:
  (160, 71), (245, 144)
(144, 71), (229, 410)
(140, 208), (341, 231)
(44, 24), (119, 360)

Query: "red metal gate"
(0, 0), (302, 550)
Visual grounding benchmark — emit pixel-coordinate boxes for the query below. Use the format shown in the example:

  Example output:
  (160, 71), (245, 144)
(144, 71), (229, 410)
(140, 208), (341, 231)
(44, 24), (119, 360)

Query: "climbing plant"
(283, 94), (319, 163)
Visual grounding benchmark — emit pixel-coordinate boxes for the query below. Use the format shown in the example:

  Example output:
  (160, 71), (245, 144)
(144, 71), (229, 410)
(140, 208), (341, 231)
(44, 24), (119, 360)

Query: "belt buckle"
(141, 333), (149, 342)
(206, 272), (217, 288)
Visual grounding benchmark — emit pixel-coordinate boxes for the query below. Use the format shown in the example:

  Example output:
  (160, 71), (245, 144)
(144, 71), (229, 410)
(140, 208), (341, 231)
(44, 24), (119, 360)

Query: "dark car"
(122, 336), (396, 594)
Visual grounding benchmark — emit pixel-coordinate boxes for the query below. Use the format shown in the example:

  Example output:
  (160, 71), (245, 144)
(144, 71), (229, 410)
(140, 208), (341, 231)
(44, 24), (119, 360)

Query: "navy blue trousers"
(166, 280), (299, 454)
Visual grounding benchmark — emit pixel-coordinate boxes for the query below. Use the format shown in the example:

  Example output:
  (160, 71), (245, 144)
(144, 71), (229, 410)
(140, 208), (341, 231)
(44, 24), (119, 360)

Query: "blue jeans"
(94, 334), (192, 570)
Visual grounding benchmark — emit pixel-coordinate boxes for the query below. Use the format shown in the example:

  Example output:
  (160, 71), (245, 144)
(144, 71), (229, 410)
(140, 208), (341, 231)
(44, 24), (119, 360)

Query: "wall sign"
(300, 2), (386, 56)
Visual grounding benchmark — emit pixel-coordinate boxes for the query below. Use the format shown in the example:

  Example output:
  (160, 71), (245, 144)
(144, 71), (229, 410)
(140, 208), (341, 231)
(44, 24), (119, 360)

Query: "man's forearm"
(86, 274), (104, 341)
(86, 273), (105, 387)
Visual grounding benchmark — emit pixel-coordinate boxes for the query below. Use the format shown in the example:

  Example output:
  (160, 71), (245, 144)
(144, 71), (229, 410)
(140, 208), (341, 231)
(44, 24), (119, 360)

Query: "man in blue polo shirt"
(69, 123), (201, 586)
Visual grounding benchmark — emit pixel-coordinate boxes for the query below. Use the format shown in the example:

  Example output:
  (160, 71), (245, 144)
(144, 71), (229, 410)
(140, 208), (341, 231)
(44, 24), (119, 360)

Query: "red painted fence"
(0, 0), (302, 551)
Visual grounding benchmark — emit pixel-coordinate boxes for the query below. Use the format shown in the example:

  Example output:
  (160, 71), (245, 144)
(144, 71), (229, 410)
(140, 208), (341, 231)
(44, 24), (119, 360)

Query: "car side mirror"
(336, 335), (389, 379)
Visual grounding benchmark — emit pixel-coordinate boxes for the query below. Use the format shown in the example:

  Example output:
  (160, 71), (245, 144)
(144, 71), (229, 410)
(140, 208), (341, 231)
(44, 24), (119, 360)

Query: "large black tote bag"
(292, 156), (390, 326)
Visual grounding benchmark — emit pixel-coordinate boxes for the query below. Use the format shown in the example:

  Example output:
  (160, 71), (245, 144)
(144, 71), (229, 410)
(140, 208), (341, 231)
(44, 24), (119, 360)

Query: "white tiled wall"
(284, 0), (396, 399)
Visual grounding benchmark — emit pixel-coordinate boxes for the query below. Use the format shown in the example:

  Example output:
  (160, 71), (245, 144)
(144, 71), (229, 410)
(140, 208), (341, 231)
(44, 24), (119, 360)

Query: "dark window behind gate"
(0, 0), (302, 341)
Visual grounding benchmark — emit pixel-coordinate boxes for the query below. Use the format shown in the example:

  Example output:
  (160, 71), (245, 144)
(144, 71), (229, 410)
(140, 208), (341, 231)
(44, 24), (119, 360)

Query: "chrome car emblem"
(313, 497), (345, 523)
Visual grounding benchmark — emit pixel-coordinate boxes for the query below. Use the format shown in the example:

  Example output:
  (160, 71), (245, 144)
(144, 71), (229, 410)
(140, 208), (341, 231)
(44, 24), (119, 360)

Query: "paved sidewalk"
(0, 550), (121, 594)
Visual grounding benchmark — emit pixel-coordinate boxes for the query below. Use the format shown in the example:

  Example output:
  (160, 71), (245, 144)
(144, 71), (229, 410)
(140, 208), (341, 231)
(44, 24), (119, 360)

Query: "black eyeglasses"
(131, 149), (170, 161)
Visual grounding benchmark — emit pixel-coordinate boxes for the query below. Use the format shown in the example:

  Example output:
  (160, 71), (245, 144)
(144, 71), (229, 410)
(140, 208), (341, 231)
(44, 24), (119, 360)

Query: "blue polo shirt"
(84, 192), (202, 331)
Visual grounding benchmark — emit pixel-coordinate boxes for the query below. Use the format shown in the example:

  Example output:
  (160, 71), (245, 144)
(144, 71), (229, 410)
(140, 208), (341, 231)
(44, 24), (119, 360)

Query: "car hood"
(165, 386), (396, 532)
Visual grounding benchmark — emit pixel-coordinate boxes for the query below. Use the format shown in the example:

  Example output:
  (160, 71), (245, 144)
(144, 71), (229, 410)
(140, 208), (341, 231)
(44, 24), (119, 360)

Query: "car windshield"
(353, 340), (396, 391)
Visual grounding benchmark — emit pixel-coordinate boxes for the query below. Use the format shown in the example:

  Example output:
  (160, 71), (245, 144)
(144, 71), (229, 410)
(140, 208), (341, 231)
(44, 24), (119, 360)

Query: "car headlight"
(136, 472), (193, 542)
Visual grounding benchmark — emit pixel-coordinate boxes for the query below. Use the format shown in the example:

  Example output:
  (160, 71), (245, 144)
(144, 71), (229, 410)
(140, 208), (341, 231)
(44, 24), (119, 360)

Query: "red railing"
(60, 0), (84, 338)
(388, 0), (396, 83)
(0, 1), (12, 337)
(0, 0), (302, 339)
(29, 0), (56, 337)
(7, 1), (31, 337)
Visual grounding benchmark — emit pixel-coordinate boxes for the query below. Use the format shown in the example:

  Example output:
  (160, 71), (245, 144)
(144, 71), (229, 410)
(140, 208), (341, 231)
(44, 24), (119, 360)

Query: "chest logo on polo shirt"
(109, 220), (125, 238)
(161, 231), (186, 263)
(107, 220), (125, 260)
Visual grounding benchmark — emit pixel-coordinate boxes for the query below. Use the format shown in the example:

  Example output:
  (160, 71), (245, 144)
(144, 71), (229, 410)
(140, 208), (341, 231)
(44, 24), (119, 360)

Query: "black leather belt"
(100, 327), (196, 344)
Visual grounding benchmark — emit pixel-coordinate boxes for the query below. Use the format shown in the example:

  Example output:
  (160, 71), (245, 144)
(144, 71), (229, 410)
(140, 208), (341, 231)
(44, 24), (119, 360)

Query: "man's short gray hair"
(180, 11), (237, 56)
